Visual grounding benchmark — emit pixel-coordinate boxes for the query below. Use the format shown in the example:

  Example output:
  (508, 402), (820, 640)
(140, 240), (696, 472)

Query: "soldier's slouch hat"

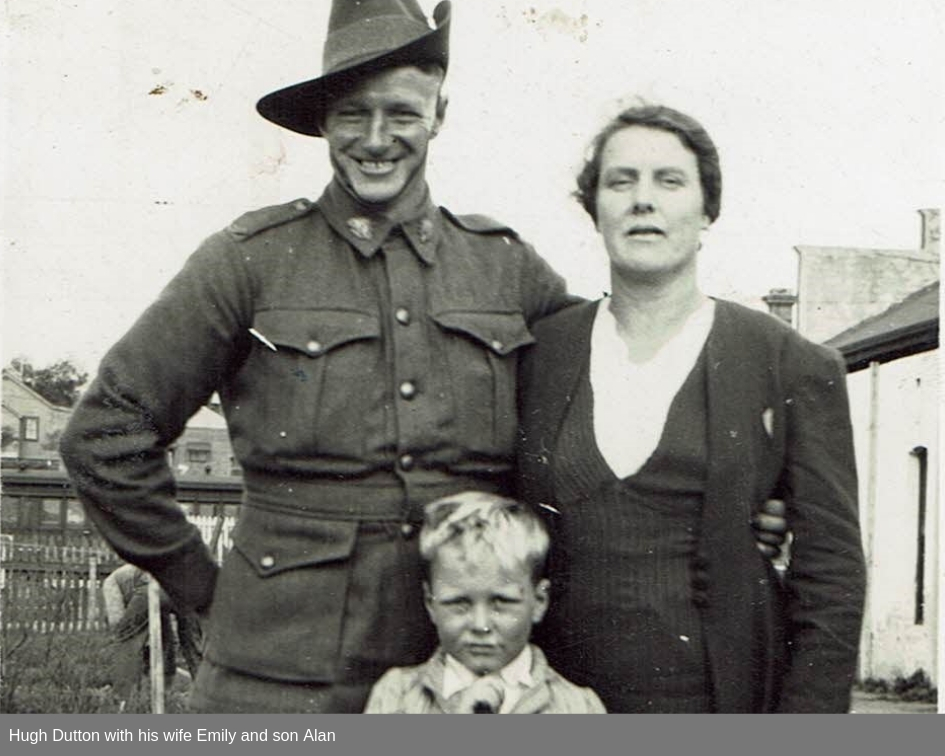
(257, 0), (451, 137)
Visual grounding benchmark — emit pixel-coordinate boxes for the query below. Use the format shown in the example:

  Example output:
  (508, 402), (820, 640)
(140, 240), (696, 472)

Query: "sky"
(2, 0), (943, 375)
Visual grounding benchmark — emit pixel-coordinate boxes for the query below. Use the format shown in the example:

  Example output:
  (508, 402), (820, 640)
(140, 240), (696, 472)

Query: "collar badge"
(346, 217), (373, 241)
(418, 218), (434, 243)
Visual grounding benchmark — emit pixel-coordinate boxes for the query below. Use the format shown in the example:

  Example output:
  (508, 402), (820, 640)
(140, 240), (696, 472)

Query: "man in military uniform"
(62, 0), (788, 713)
(60, 0), (574, 713)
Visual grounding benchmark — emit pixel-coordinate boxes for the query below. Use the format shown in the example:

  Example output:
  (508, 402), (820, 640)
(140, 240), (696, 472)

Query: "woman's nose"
(631, 180), (655, 213)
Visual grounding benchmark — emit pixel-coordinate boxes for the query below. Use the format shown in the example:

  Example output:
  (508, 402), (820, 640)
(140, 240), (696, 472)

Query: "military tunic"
(60, 180), (573, 710)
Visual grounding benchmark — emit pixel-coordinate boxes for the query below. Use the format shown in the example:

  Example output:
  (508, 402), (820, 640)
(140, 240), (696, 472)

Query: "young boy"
(364, 491), (606, 713)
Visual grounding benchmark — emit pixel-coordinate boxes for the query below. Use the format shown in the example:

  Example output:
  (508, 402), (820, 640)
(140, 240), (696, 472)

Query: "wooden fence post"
(87, 555), (99, 626)
(148, 579), (165, 713)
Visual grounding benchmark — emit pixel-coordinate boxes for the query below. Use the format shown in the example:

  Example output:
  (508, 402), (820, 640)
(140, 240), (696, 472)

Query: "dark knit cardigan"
(516, 299), (866, 713)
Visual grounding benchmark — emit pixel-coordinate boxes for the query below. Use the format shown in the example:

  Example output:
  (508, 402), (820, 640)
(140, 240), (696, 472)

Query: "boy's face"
(424, 546), (549, 676)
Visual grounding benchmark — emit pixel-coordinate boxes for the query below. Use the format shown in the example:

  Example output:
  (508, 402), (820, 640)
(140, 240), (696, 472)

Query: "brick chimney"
(919, 208), (940, 255)
(763, 288), (797, 327)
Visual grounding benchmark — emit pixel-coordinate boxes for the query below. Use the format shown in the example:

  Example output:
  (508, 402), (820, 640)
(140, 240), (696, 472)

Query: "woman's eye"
(606, 178), (634, 190)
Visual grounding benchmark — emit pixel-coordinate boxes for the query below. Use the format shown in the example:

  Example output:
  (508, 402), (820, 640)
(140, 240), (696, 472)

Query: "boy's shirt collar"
(441, 645), (534, 712)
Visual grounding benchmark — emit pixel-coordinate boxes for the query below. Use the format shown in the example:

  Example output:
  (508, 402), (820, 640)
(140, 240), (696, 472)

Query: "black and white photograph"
(1, 0), (941, 723)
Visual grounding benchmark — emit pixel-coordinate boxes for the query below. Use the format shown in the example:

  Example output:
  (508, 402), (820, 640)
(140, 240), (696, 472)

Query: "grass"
(1, 581), (192, 713)
(1, 628), (192, 713)
(858, 670), (938, 704)
(1, 625), (192, 713)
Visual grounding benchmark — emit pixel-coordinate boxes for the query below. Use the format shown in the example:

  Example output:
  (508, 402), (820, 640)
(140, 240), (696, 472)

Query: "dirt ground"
(849, 690), (938, 714)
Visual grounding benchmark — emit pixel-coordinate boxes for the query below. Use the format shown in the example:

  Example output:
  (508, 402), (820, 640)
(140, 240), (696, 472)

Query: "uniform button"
(260, 554), (275, 569)
(400, 523), (415, 538)
(399, 454), (415, 471)
(395, 308), (411, 325)
(490, 339), (504, 352)
(399, 381), (417, 400)
(306, 340), (322, 354)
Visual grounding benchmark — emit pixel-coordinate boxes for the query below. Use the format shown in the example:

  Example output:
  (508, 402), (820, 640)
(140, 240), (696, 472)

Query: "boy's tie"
(451, 675), (505, 713)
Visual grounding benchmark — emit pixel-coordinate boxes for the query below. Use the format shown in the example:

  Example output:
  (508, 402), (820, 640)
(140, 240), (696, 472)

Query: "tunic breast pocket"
(240, 308), (380, 454)
(431, 310), (535, 453)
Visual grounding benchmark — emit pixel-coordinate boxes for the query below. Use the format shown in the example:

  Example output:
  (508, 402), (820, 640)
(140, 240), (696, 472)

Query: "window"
(187, 445), (211, 464)
(21, 416), (39, 442)
(1, 497), (21, 527)
(65, 500), (86, 528)
(911, 446), (928, 625)
(40, 498), (63, 528)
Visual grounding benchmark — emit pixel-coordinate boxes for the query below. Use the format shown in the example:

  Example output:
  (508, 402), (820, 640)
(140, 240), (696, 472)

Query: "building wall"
(170, 425), (238, 478)
(1, 375), (72, 463)
(795, 209), (940, 344)
(795, 248), (939, 343)
(846, 349), (939, 684)
(2, 374), (238, 477)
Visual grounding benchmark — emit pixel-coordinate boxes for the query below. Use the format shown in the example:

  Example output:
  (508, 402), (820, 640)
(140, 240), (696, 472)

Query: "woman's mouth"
(626, 225), (665, 237)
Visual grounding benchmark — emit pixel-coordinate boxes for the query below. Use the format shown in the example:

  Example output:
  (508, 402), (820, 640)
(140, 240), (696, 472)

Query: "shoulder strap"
(439, 207), (521, 240)
(227, 199), (313, 240)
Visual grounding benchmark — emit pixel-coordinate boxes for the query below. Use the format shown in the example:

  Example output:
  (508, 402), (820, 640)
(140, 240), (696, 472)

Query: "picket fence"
(0, 514), (235, 633)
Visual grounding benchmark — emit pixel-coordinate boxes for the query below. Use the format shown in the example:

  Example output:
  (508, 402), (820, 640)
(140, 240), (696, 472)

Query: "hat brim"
(256, 4), (450, 138)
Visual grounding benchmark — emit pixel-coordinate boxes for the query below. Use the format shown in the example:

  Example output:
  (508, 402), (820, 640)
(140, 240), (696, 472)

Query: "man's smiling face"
(323, 66), (444, 207)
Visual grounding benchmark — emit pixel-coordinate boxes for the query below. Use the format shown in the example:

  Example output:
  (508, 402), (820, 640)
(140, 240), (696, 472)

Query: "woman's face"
(594, 125), (709, 283)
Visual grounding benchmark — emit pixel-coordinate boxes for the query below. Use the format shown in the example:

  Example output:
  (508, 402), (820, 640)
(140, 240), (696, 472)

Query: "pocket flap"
(231, 506), (358, 577)
(252, 309), (380, 356)
(432, 311), (535, 355)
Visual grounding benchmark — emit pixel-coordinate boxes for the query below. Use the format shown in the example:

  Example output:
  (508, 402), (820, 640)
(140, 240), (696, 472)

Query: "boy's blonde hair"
(419, 491), (550, 583)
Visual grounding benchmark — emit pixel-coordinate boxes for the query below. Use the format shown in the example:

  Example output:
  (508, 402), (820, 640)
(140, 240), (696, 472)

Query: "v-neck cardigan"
(516, 298), (866, 713)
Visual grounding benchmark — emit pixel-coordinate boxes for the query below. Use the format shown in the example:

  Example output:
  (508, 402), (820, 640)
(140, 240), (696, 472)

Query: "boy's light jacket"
(364, 645), (606, 713)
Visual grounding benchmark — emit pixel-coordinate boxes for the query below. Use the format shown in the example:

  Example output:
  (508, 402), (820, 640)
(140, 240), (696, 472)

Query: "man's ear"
(423, 581), (435, 621)
(531, 578), (550, 624)
(431, 94), (448, 138)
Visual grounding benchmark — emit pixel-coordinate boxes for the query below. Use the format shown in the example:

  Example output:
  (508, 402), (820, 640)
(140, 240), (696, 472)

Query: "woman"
(517, 105), (866, 713)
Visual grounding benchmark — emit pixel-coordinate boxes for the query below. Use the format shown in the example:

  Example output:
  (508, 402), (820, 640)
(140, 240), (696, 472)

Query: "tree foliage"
(7, 358), (89, 408)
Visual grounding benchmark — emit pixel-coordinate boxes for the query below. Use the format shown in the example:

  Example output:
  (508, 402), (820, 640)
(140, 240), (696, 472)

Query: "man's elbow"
(59, 410), (92, 477)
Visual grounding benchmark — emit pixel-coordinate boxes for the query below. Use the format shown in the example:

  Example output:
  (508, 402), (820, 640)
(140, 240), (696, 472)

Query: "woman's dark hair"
(575, 104), (722, 224)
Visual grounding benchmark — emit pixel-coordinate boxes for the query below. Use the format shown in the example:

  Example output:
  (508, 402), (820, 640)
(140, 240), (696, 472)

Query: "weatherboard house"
(2, 367), (237, 478)
(1, 368), (72, 468)
(825, 281), (939, 687)
(790, 209), (940, 687)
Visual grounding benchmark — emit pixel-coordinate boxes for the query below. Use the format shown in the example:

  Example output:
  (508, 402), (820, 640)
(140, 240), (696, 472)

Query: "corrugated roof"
(825, 282), (939, 371)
